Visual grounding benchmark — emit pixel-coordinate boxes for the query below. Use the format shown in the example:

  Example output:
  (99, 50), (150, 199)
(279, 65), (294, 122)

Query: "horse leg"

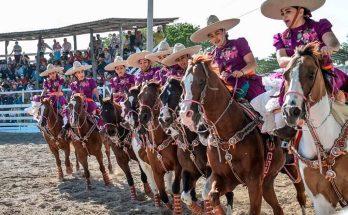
(76, 148), (91, 190)
(181, 170), (203, 214)
(139, 164), (152, 196)
(94, 147), (112, 186)
(153, 171), (171, 209)
(172, 166), (182, 214)
(165, 171), (174, 195)
(225, 192), (234, 215)
(64, 145), (73, 175)
(283, 164), (307, 214)
(247, 177), (263, 215)
(104, 141), (113, 174)
(202, 174), (214, 214)
(75, 151), (80, 172)
(208, 174), (225, 215)
(48, 144), (63, 180)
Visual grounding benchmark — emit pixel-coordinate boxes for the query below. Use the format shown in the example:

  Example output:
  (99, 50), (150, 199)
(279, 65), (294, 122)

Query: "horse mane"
(42, 98), (50, 103)
(294, 41), (333, 93)
(129, 85), (141, 94)
(167, 77), (181, 88)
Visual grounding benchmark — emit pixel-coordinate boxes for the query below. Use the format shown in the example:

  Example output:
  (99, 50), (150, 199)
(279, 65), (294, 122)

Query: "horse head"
(39, 98), (52, 127)
(69, 94), (86, 127)
(138, 81), (162, 128)
(282, 42), (333, 127)
(179, 55), (228, 131)
(159, 77), (183, 129)
(100, 95), (121, 136)
(122, 85), (141, 129)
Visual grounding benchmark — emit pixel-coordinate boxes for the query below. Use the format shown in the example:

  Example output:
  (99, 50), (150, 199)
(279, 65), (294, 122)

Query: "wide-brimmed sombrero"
(261, 0), (325, 20)
(65, 61), (92, 75)
(40, 64), (64, 77)
(161, 43), (201, 67)
(145, 41), (172, 63)
(127, 51), (153, 68)
(190, 15), (240, 43)
(104, 56), (128, 71)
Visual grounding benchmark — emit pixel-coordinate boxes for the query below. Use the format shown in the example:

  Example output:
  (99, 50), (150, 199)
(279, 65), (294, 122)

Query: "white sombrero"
(190, 15), (240, 43)
(40, 64), (64, 77)
(145, 41), (172, 63)
(104, 56), (128, 71)
(65, 61), (92, 75)
(161, 43), (201, 67)
(261, 0), (325, 20)
(127, 51), (153, 68)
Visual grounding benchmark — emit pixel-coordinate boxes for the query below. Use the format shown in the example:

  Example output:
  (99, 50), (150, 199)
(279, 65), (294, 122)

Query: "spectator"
(39, 39), (52, 55)
(10, 41), (22, 64)
(103, 48), (112, 64)
(20, 54), (30, 65)
(74, 50), (84, 62)
(15, 64), (24, 77)
(48, 53), (55, 64)
(52, 39), (62, 61)
(111, 33), (120, 58)
(62, 38), (72, 55)
(154, 26), (165, 45)
(135, 30), (145, 50)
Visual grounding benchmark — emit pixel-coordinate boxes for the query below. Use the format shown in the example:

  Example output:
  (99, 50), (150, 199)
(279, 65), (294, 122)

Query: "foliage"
(256, 53), (279, 74)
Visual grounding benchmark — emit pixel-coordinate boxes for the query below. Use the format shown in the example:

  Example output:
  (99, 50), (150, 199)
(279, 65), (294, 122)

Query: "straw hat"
(65, 61), (92, 75)
(161, 43), (201, 67)
(104, 56), (128, 71)
(261, 0), (325, 20)
(190, 15), (240, 43)
(127, 51), (153, 68)
(145, 41), (172, 63)
(40, 64), (64, 77)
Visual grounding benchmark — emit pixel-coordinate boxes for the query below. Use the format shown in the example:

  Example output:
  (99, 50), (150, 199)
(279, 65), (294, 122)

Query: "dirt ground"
(0, 132), (339, 215)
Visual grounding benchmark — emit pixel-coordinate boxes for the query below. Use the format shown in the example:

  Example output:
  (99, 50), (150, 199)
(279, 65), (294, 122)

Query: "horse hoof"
(213, 205), (225, 215)
(165, 202), (173, 210)
(189, 201), (204, 214)
(143, 183), (153, 196)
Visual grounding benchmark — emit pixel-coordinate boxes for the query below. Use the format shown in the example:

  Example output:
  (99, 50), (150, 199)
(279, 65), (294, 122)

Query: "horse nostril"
(186, 110), (193, 118)
(290, 107), (301, 117)
(141, 113), (149, 123)
(159, 112), (164, 117)
(290, 100), (296, 106)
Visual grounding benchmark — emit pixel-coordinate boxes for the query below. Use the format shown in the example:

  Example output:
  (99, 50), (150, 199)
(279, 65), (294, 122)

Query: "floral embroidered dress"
(274, 18), (348, 105)
(210, 38), (265, 101)
(39, 76), (67, 109)
(135, 67), (160, 86)
(155, 64), (185, 85)
(110, 73), (135, 102)
(70, 78), (98, 113)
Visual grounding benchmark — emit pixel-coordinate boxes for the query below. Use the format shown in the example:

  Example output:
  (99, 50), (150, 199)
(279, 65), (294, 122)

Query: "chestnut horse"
(138, 82), (183, 214)
(159, 77), (234, 214)
(282, 42), (348, 214)
(69, 94), (111, 190)
(38, 98), (73, 180)
(180, 56), (289, 215)
(99, 95), (152, 200)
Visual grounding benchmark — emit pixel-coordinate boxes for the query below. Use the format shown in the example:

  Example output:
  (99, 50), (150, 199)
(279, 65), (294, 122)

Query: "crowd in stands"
(0, 27), (166, 105)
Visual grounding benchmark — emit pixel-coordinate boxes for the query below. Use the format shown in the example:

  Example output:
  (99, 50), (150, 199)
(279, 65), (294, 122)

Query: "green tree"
(332, 35), (348, 65)
(256, 53), (279, 74)
(165, 23), (210, 50)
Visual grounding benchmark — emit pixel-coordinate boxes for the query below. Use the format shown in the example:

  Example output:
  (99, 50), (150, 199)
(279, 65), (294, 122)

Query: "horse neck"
(149, 109), (169, 145)
(47, 105), (61, 135)
(202, 79), (247, 140)
(299, 93), (342, 159)
(77, 106), (91, 135)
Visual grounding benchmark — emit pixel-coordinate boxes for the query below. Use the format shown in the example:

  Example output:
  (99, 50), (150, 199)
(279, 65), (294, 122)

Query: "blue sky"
(0, 0), (346, 59)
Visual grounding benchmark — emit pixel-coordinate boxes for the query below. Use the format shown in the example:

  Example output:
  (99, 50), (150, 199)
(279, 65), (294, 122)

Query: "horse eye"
(308, 72), (315, 81)
(199, 80), (205, 88)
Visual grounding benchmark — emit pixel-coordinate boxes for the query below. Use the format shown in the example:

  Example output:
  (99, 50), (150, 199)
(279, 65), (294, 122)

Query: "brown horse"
(282, 42), (348, 214)
(69, 94), (111, 190)
(180, 56), (291, 215)
(99, 95), (152, 200)
(159, 77), (234, 213)
(138, 82), (183, 214)
(38, 98), (73, 180)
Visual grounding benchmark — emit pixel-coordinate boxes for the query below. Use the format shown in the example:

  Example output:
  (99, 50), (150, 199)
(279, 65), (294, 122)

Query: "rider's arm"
(321, 31), (340, 55)
(40, 88), (47, 97)
(240, 52), (257, 76)
(276, 49), (292, 68)
(93, 87), (100, 101)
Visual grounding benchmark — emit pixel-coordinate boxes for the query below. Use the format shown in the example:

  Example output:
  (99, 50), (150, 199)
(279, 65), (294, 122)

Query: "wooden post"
(35, 36), (42, 90)
(5, 40), (9, 62)
(89, 29), (96, 79)
(147, 0), (154, 51)
(119, 25), (123, 58)
(73, 35), (77, 51)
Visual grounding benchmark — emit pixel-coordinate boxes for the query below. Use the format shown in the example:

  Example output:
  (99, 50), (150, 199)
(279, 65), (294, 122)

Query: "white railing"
(0, 85), (111, 133)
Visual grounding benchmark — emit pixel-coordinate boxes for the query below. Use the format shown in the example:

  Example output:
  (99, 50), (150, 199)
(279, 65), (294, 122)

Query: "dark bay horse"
(159, 78), (234, 214)
(282, 42), (348, 214)
(180, 56), (289, 215)
(99, 95), (152, 200)
(138, 82), (183, 214)
(69, 94), (111, 190)
(39, 98), (73, 180)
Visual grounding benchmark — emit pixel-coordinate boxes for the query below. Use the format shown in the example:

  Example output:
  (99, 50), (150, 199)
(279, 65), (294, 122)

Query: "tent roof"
(0, 17), (178, 42)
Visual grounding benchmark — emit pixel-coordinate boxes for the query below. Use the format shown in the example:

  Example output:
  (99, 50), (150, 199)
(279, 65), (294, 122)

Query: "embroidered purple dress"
(210, 38), (265, 101)
(70, 78), (98, 113)
(135, 67), (160, 86)
(273, 18), (348, 105)
(155, 64), (185, 85)
(43, 76), (67, 108)
(110, 73), (135, 102)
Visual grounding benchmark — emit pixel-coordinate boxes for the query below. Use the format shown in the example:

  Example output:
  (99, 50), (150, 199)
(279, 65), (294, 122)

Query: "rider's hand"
(219, 71), (231, 82)
(320, 46), (334, 56)
(335, 90), (346, 104)
(231, 70), (244, 78)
